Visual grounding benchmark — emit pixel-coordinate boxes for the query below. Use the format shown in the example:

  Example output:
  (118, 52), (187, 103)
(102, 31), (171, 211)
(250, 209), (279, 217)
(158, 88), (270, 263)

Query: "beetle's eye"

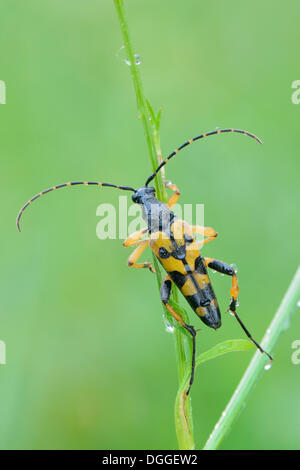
(159, 247), (170, 258)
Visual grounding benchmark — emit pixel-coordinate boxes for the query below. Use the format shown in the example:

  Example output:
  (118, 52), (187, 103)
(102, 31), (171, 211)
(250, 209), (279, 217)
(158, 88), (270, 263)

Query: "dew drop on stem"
(163, 313), (175, 334)
(134, 54), (141, 65)
(116, 46), (141, 66)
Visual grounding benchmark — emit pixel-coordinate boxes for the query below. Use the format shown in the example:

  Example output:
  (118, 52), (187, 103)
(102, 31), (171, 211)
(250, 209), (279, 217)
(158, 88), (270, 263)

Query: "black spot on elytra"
(195, 256), (207, 274)
(172, 245), (186, 260)
(159, 247), (170, 259)
(169, 271), (187, 289)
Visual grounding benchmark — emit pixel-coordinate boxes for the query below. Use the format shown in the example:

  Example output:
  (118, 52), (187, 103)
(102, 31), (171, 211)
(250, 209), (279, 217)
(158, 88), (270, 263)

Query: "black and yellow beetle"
(17, 128), (273, 395)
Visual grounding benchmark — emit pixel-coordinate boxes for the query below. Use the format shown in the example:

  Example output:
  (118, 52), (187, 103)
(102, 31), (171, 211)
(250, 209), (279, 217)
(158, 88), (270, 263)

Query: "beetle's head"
(132, 186), (156, 204)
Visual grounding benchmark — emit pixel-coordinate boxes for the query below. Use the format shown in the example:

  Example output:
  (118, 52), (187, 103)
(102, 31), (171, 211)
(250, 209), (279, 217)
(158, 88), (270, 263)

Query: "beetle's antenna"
(16, 181), (135, 232)
(145, 128), (262, 186)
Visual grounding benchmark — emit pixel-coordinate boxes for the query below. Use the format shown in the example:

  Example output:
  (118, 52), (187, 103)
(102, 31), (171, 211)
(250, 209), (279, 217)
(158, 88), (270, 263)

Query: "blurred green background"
(1, 0), (300, 450)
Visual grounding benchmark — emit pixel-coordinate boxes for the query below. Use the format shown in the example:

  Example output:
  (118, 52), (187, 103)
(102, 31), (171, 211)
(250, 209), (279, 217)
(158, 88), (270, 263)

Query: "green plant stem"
(203, 265), (300, 450)
(152, 225), (194, 451)
(113, 0), (164, 201)
(172, 292), (194, 449)
(175, 339), (254, 449)
(113, 0), (194, 450)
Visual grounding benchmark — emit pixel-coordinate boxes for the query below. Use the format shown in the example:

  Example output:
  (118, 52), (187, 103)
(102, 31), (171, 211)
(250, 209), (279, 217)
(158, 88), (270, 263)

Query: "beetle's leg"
(205, 258), (273, 361)
(165, 182), (181, 209)
(126, 239), (155, 273)
(191, 225), (218, 238)
(192, 225), (218, 249)
(123, 229), (155, 272)
(123, 228), (148, 247)
(161, 274), (197, 395)
(196, 237), (216, 249)
(204, 257), (239, 300)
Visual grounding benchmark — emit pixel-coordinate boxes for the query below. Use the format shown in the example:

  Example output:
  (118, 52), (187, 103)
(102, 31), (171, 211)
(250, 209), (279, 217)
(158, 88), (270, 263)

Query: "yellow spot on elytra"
(196, 306), (206, 317)
(181, 278), (198, 296)
(194, 273), (210, 287)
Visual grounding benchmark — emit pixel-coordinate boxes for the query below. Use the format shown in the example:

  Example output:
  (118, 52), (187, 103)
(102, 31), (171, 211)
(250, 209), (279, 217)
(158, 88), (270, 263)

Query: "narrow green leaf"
(176, 339), (254, 398)
(175, 338), (253, 450)
(196, 339), (254, 368)
(156, 107), (162, 131)
(146, 98), (157, 128)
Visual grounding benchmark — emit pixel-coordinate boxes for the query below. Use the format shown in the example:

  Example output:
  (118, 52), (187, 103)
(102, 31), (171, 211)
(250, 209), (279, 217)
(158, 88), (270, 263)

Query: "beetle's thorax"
(132, 186), (176, 233)
(142, 196), (176, 233)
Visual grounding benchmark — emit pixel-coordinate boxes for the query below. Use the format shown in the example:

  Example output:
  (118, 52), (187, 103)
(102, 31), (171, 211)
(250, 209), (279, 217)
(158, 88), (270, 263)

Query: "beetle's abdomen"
(169, 263), (221, 330)
(150, 220), (221, 329)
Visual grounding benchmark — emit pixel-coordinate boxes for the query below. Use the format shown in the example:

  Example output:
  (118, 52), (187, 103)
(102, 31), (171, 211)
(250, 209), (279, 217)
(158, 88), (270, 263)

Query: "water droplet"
(116, 45), (141, 66)
(163, 314), (175, 334)
(134, 54), (141, 65)
(264, 362), (272, 371)
(166, 324), (174, 333)
(297, 300), (300, 307)
(230, 263), (238, 273)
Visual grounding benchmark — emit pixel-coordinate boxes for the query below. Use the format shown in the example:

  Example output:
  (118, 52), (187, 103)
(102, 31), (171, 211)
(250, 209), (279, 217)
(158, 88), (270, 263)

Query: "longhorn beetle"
(17, 128), (273, 395)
